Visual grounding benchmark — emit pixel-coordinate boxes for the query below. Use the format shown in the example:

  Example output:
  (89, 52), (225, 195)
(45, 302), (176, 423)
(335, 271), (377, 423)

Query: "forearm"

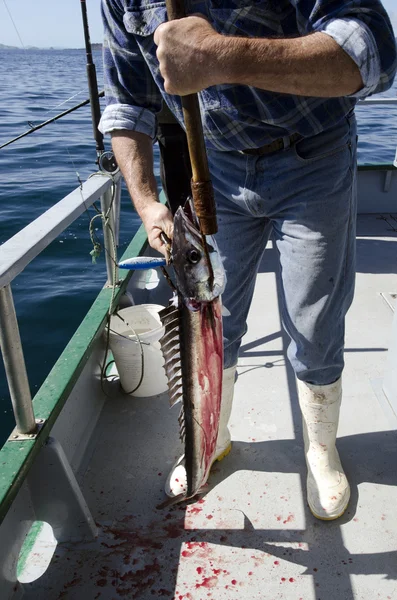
(211, 32), (363, 97)
(155, 17), (364, 98)
(111, 130), (174, 256)
(111, 130), (158, 218)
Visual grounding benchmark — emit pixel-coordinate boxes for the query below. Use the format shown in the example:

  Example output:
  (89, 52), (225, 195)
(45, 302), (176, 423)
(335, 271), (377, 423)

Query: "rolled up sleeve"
(296, 0), (397, 97)
(99, 0), (162, 138)
(320, 18), (383, 98)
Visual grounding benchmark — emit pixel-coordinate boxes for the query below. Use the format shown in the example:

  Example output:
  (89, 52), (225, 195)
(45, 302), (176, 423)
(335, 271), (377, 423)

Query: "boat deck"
(21, 214), (397, 600)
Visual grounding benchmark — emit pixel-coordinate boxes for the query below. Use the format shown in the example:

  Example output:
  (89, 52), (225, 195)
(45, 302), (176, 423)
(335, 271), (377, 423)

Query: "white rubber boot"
(297, 378), (350, 520)
(165, 366), (235, 498)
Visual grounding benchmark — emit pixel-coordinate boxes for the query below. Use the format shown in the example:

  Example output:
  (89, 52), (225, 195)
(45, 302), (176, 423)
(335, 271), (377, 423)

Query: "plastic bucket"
(108, 304), (168, 397)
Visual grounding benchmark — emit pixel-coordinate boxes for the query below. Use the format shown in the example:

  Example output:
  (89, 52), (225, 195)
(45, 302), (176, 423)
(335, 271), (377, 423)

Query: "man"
(99, 0), (396, 520)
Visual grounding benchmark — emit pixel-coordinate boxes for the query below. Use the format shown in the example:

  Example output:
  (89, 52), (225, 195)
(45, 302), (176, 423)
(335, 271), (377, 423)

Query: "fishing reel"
(99, 151), (119, 176)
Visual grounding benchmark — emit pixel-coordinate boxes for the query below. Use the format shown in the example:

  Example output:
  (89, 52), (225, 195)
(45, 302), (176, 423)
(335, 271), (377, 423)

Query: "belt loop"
(282, 135), (291, 150)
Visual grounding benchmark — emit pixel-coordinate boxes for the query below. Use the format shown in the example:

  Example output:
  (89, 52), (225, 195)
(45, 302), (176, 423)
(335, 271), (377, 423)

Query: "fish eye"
(187, 248), (201, 264)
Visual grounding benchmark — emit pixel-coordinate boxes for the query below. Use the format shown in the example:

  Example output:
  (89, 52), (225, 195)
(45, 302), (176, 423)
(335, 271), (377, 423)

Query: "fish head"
(171, 201), (226, 304)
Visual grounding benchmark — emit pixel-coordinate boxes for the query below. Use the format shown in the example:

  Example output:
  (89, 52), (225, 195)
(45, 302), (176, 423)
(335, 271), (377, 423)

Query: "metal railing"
(0, 172), (121, 437)
(359, 97), (397, 105)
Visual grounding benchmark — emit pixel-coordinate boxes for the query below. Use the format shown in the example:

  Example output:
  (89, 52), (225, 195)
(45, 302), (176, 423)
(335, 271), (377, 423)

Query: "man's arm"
(155, 18), (363, 97)
(154, 0), (397, 100)
(111, 131), (173, 256)
(100, 1), (173, 256)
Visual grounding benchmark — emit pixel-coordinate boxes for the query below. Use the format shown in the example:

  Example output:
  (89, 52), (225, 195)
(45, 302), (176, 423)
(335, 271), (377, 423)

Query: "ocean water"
(0, 48), (397, 446)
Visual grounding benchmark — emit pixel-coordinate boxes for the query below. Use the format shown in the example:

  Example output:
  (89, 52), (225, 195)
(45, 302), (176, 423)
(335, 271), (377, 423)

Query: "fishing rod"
(165, 0), (217, 239)
(80, 0), (117, 174)
(0, 93), (104, 151)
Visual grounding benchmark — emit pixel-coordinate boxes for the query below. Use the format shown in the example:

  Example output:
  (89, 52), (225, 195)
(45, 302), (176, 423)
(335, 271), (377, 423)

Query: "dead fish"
(158, 200), (226, 505)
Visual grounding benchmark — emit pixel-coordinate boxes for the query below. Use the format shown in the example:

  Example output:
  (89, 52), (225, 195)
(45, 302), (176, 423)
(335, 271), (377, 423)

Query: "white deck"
(21, 214), (397, 600)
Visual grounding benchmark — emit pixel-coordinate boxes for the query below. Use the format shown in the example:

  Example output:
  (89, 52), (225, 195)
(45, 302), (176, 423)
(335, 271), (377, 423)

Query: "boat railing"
(359, 98), (397, 104)
(0, 171), (121, 439)
(359, 97), (397, 167)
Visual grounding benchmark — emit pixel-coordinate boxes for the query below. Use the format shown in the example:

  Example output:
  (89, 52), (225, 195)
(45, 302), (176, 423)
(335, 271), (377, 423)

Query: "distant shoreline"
(0, 43), (102, 50)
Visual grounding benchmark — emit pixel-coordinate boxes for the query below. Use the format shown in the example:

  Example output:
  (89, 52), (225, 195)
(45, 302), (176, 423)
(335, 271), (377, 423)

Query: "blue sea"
(0, 48), (397, 446)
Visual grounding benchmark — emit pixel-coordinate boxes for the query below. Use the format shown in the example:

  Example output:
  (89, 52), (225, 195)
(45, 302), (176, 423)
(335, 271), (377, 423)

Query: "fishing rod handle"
(165, 0), (218, 235)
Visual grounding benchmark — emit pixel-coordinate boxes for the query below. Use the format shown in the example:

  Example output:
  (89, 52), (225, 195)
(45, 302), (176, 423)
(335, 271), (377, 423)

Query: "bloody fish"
(159, 200), (226, 504)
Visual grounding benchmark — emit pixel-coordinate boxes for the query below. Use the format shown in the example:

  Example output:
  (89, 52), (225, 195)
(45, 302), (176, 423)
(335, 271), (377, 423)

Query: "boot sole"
(309, 501), (348, 521)
(213, 442), (232, 464)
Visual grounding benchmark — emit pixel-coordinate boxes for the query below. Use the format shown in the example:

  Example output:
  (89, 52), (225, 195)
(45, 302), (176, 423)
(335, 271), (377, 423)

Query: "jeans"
(208, 113), (357, 386)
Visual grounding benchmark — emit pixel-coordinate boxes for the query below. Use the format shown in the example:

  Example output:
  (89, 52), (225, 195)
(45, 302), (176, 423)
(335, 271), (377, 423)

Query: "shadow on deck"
(22, 214), (397, 600)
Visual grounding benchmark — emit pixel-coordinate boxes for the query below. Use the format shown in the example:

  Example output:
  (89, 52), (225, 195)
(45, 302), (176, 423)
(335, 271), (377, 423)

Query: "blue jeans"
(208, 113), (357, 386)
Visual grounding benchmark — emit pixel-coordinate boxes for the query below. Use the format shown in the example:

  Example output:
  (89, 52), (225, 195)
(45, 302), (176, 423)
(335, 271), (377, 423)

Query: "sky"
(0, 0), (396, 48)
(0, 0), (103, 48)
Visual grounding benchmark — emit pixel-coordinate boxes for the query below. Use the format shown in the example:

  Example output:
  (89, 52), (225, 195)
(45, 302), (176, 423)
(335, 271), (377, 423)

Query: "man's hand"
(154, 16), (221, 95)
(140, 202), (174, 258)
(154, 17), (362, 97)
(111, 131), (174, 258)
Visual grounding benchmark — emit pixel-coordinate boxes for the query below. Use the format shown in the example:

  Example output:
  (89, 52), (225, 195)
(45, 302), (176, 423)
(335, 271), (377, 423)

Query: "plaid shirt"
(99, 0), (397, 151)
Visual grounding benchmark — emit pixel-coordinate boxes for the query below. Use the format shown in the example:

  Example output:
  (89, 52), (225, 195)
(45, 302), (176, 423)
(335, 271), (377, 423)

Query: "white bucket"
(108, 304), (168, 397)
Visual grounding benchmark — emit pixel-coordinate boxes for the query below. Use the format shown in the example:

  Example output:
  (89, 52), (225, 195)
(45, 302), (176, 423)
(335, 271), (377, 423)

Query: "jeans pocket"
(293, 115), (354, 164)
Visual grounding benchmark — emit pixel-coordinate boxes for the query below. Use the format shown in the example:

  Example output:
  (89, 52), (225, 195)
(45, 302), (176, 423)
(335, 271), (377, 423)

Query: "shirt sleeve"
(294, 0), (397, 98)
(99, 0), (162, 138)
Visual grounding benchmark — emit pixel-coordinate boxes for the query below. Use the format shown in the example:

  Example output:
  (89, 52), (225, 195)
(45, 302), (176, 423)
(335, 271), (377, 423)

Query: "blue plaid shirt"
(99, 0), (397, 151)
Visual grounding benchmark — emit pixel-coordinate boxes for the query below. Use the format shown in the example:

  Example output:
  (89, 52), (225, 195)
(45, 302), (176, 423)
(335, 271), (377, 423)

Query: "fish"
(158, 200), (226, 504)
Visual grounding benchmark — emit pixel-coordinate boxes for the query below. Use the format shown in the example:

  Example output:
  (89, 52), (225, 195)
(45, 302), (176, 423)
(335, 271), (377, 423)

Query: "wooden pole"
(165, 0), (217, 235)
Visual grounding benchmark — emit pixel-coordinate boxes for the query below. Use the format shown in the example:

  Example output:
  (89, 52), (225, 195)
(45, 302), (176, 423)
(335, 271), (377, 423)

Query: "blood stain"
(197, 567), (203, 574)
(281, 577), (286, 582)
(274, 561), (280, 566)
(189, 507), (202, 515)
(206, 515), (213, 520)
(289, 578), (295, 583)
(195, 576), (217, 589)
(231, 580), (237, 585)
(283, 514), (294, 524)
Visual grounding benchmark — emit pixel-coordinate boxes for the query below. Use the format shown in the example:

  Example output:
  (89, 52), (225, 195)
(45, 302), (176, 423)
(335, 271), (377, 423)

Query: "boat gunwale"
(358, 163), (396, 171)
(0, 221), (149, 524)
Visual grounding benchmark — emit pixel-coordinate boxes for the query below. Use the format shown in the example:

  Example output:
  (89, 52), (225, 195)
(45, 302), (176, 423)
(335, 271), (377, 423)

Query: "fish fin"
(169, 393), (183, 408)
(156, 493), (187, 510)
(159, 303), (184, 409)
(178, 405), (186, 442)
